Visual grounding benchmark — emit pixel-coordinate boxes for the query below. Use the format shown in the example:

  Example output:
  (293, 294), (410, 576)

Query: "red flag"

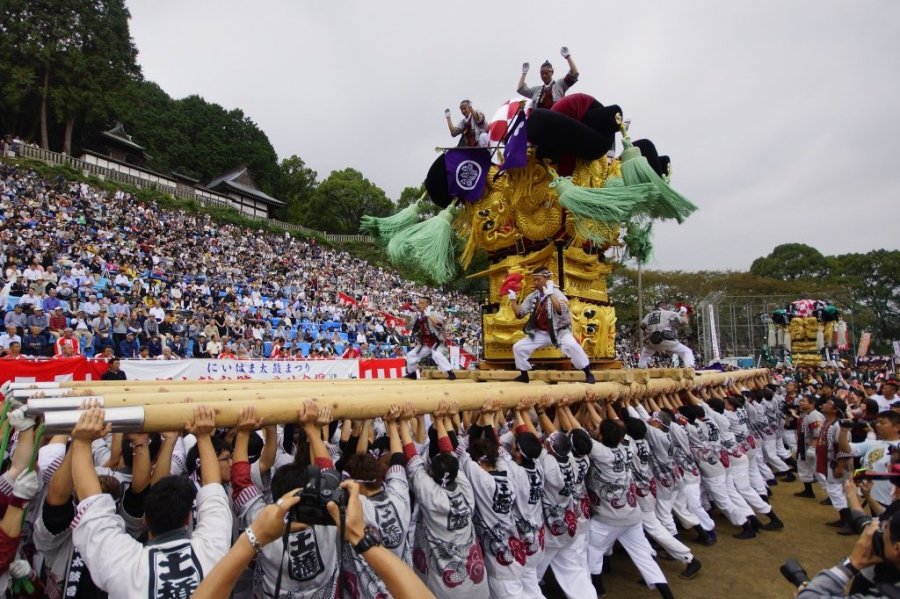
(380, 311), (410, 335)
(338, 292), (358, 306)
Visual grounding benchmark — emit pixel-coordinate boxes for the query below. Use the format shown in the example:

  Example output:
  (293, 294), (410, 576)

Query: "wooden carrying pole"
(7, 367), (695, 396)
(25, 369), (742, 411)
(39, 369), (769, 433)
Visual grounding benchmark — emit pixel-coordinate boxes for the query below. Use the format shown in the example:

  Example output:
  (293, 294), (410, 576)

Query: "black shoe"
(656, 582), (675, 599)
(692, 525), (711, 545)
(583, 366), (596, 384)
(733, 522), (757, 540)
(761, 511), (784, 531)
(837, 526), (857, 536)
(826, 519), (845, 527)
(680, 558), (702, 580)
(591, 573), (607, 597)
(446, 370), (456, 380)
(748, 515), (762, 531)
(820, 497), (832, 506)
(767, 478), (778, 487)
(513, 370), (529, 383)
(794, 489), (816, 498)
(781, 471), (796, 483)
(403, 371), (417, 380)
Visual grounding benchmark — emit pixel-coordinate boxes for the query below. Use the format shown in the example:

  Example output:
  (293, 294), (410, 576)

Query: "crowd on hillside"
(0, 364), (896, 597)
(0, 164), (482, 362)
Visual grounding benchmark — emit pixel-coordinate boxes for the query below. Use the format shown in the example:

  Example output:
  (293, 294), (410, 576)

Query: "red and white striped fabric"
(337, 292), (358, 306)
(488, 97), (533, 145)
(359, 358), (406, 379)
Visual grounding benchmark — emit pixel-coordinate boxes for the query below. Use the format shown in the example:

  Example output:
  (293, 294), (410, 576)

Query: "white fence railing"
(11, 144), (373, 244)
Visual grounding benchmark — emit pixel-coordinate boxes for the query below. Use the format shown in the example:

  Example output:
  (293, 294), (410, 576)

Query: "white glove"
(678, 306), (689, 314)
(8, 559), (32, 579)
(12, 470), (40, 501)
(8, 406), (35, 431)
(543, 280), (555, 295)
(444, 108), (451, 118)
(522, 62), (530, 74)
(424, 306), (433, 317)
(507, 290), (517, 301)
(560, 46), (570, 59)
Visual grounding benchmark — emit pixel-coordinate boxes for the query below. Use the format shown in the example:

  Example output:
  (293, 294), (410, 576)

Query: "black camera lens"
(780, 559), (810, 587)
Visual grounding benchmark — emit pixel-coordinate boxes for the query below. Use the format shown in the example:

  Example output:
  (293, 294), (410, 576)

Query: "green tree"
(303, 168), (393, 234)
(0, 0), (139, 152)
(52, 0), (140, 154)
(828, 250), (900, 343)
(396, 184), (438, 219)
(107, 88), (280, 192)
(275, 155), (318, 224)
(749, 243), (829, 281)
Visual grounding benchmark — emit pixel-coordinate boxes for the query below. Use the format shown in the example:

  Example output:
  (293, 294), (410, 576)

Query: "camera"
(840, 419), (869, 431)
(291, 465), (346, 526)
(780, 559), (810, 587)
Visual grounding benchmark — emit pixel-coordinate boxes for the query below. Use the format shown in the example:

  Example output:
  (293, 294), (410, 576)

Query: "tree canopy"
(301, 168), (393, 234)
(749, 243), (829, 281)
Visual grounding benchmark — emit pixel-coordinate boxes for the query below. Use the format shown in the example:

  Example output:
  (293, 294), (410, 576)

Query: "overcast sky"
(125, 0), (900, 271)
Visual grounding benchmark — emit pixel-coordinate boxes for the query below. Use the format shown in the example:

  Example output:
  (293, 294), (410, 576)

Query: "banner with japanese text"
(116, 358), (360, 381)
(0, 357), (385, 384)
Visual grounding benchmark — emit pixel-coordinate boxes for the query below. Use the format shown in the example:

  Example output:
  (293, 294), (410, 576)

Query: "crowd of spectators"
(0, 164), (482, 362)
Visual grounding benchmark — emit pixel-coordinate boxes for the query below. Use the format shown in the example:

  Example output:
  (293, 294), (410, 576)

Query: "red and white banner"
(359, 358), (406, 379)
(0, 357), (414, 385)
(488, 97), (533, 145)
(380, 311), (410, 335)
(337, 292), (358, 306)
(858, 332), (872, 358)
(0, 357), (109, 384)
(448, 345), (477, 370)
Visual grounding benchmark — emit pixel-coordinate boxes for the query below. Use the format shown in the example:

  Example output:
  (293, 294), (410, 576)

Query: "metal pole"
(747, 304), (754, 357)
(637, 262), (644, 347)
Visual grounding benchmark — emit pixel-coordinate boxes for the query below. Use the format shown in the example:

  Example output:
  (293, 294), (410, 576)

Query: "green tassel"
(359, 198), (426, 242)
(623, 220), (654, 264)
(551, 176), (657, 244)
(620, 144), (697, 224)
(387, 204), (459, 283)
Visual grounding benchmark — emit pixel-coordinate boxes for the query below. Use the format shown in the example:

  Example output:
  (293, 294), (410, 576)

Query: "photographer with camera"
(840, 411), (900, 514)
(195, 481), (435, 599)
(228, 402), (341, 598)
(793, 514), (900, 598)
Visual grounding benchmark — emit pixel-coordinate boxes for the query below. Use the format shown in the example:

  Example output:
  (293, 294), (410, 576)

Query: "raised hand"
(185, 405), (217, 437)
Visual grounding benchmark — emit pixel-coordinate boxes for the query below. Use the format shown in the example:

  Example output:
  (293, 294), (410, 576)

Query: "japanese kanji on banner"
(120, 358), (360, 381)
(0, 357), (378, 384)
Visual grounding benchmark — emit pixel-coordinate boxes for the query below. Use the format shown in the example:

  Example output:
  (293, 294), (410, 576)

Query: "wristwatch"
(840, 557), (860, 577)
(353, 528), (381, 555)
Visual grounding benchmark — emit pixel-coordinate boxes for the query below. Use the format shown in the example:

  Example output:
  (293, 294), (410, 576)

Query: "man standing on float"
(508, 267), (595, 384)
(404, 296), (456, 380)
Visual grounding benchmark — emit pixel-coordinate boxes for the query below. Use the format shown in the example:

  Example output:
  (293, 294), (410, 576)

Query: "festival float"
(361, 84), (698, 370)
(768, 299), (848, 367)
